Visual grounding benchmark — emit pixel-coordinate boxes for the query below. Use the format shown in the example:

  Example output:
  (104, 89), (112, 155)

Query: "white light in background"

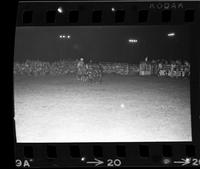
(167, 32), (175, 37)
(120, 103), (125, 108)
(59, 34), (71, 39)
(128, 39), (138, 43)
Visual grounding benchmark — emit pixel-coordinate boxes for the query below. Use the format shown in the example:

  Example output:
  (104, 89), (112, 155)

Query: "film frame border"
(14, 1), (200, 167)
(17, 1), (199, 26)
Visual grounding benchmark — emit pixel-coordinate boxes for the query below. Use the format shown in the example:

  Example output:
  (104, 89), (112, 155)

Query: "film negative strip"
(14, 0), (200, 168)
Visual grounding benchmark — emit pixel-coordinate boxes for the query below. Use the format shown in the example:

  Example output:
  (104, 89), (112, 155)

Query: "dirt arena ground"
(14, 74), (192, 142)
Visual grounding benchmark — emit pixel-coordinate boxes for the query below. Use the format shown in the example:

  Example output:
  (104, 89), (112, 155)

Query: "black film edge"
(14, 1), (200, 168)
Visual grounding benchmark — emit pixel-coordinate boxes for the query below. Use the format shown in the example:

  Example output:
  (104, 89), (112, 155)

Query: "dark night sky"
(14, 25), (192, 64)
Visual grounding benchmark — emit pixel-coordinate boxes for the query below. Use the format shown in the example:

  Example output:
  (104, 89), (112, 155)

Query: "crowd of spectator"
(139, 57), (190, 78)
(14, 59), (78, 76)
(14, 58), (190, 78)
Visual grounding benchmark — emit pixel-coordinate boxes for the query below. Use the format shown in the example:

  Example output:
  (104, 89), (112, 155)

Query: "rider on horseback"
(76, 58), (103, 83)
(76, 58), (85, 80)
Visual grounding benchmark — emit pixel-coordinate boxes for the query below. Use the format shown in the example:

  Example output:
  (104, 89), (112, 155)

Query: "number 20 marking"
(107, 159), (122, 167)
(192, 159), (200, 166)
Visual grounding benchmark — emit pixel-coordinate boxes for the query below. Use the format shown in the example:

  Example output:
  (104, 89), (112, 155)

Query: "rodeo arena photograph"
(14, 25), (192, 143)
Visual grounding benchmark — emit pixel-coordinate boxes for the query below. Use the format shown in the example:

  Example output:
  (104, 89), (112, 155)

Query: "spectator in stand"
(151, 59), (156, 75)
(184, 60), (190, 77)
(169, 60), (176, 78)
(158, 61), (163, 77)
(145, 57), (148, 62)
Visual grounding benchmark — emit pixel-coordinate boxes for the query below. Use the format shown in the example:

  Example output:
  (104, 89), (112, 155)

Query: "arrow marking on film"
(86, 158), (104, 166)
(173, 158), (191, 166)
